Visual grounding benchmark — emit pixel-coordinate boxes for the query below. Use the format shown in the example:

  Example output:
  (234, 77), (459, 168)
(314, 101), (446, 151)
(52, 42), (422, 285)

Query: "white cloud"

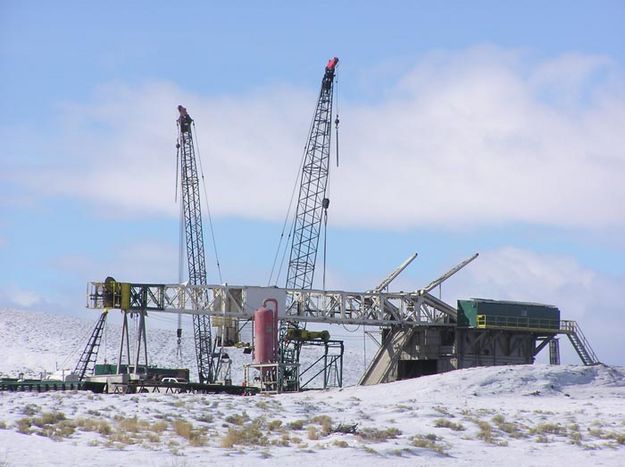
(10, 46), (625, 230)
(0, 285), (42, 308)
(53, 240), (180, 285)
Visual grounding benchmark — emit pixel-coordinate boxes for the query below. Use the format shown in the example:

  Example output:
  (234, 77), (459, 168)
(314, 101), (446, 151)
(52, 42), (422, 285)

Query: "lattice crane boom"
(177, 105), (216, 383)
(278, 57), (339, 388)
(285, 57), (338, 291)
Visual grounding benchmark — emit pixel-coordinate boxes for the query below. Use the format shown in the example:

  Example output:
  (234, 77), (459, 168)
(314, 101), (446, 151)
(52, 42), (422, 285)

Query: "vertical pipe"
(263, 298), (279, 361)
(125, 314), (131, 373)
(117, 313), (127, 374)
(323, 342), (328, 388)
(142, 312), (149, 371)
(135, 314), (142, 374)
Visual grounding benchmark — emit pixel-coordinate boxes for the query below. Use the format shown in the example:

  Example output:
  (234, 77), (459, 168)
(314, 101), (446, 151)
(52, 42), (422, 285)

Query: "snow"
(1, 308), (624, 466)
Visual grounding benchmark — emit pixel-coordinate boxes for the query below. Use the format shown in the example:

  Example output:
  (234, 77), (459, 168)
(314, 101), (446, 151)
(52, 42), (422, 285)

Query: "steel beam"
(87, 281), (457, 328)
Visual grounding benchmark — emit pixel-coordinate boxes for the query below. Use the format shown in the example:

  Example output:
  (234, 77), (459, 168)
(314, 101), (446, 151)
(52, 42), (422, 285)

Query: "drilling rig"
(176, 105), (220, 383)
(280, 57), (339, 387)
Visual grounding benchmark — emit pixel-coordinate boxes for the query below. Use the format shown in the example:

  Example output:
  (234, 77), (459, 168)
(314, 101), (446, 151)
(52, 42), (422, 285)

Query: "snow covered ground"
(1, 308), (624, 466)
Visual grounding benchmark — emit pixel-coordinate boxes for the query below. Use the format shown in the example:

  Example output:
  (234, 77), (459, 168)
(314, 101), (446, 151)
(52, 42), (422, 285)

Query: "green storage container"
(457, 299), (560, 330)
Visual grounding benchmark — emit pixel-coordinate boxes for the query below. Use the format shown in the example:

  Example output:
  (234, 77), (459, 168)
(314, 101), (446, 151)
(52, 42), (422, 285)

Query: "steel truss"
(280, 58), (339, 374)
(177, 106), (215, 383)
(298, 339), (344, 390)
(87, 282), (457, 328)
(285, 58), (337, 292)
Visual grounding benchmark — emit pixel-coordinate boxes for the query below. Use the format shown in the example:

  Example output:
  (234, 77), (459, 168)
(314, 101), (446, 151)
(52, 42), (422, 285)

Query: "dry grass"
(475, 420), (494, 443)
(270, 433), (290, 447)
(611, 433), (625, 445)
(361, 446), (380, 456)
(434, 418), (466, 431)
(194, 414), (214, 423)
(117, 416), (150, 433)
(145, 432), (161, 443)
(221, 418), (269, 448)
(150, 420), (168, 433)
(34, 414), (76, 440)
(411, 433), (449, 455)
(174, 420), (193, 438)
(76, 418), (112, 436)
(530, 422), (566, 436)
(587, 427), (625, 445)
(358, 427), (402, 442)
(267, 419), (283, 431)
(569, 431), (583, 445)
(173, 419), (207, 446)
(16, 418), (32, 434)
(225, 412), (250, 426)
(471, 418), (509, 446)
(332, 439), (349, 448)
(287, 419), (306, 430)
(311, 415), (333, 435)
(107, 431), (137, 446)
(15, 411), (76, 440)
(492, 415), (524, 438)
(21, 404), (40, 416)
(33, 411), (66, 427)
(256, 400), (269, 410)
(50, 420), (77, 439)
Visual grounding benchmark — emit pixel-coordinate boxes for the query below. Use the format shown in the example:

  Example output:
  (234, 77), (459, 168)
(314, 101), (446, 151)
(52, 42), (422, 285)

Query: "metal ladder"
(74, 310), (108, 381)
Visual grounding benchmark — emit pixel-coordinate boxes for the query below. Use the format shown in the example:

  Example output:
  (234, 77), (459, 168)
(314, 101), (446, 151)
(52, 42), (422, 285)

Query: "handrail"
(560, 320), (599, 364)
(476, 314), (560, 331)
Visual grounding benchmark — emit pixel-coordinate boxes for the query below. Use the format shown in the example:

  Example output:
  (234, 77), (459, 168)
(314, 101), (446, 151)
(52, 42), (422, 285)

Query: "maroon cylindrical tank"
(254, 302), (277, 364)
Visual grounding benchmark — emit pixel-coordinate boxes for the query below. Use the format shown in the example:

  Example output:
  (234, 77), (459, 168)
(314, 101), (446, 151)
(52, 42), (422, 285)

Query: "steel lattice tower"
(279, 58), (338, 389)
(285, 57), (338, 291)
(177, 106), (215, 384)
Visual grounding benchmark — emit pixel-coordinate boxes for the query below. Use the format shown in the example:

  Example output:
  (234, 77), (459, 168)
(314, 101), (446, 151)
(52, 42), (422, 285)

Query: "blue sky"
(1, 1), (624, 364)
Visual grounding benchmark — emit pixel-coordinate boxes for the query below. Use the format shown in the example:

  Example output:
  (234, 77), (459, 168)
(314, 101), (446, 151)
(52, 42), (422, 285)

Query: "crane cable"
(268, 90), (320, 286)
(269, 64), (341, 287)
(58, 317), (99, 371)
(322, 206), (328, 292)
(192, 121), (224, 284)
(267, 179), (298, 286)
(175, 130), (184, 357)
(334, 69), (340, 168)
(322, 69), (341, 291)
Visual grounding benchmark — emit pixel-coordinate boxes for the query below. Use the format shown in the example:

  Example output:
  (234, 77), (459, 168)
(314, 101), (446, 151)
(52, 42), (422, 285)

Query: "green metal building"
(457, 299), (560, 331)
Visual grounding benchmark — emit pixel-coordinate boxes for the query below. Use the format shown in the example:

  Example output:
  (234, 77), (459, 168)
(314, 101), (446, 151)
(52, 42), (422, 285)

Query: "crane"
(176, 105), (218, 384)
(285, 57), (339, 292)
(279, 57), (339, 381)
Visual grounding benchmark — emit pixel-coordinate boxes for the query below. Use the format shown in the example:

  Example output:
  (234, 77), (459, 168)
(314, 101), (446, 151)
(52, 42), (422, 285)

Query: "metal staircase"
(73, 311), (108, 381)
(560, 320), (599, 365)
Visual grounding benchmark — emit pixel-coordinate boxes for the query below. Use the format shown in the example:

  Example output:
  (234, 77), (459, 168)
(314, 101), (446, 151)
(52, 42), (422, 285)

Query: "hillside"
(0, 308), (365, 386)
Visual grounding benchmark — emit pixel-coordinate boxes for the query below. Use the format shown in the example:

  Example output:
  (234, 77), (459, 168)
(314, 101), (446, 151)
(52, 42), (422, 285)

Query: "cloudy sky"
(1, 1), (624, 364)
